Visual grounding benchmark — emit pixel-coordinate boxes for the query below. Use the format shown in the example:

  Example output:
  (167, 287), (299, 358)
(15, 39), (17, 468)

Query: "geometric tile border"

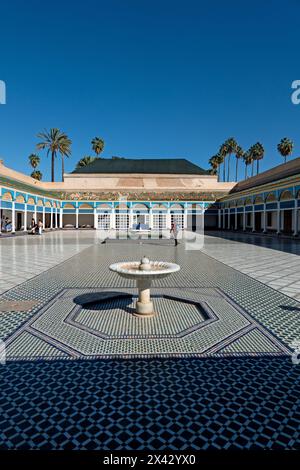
(4, 287), (291, 361)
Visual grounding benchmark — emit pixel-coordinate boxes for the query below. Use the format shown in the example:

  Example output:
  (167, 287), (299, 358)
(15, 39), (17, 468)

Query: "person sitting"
(5, 217), (12, 232)
(38, 219), (43, 235)
(30, 218), (38, 234)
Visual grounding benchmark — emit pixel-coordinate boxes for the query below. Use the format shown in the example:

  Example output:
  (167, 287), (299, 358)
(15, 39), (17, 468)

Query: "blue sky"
(1, 0), (300, 181)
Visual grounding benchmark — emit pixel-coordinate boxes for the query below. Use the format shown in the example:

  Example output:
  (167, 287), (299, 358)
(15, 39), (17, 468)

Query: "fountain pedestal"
(136, 278), (154, 317)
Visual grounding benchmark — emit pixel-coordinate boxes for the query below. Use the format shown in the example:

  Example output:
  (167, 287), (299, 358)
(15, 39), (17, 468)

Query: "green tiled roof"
(72, 158), (208, 175)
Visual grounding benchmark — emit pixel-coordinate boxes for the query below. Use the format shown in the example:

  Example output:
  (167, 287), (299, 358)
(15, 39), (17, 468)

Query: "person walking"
(170, 220), (178, 246)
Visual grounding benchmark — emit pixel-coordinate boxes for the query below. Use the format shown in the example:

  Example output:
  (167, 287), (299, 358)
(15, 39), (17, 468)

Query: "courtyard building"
(217, 157), (300, 236)
(0, 158), (233, 234)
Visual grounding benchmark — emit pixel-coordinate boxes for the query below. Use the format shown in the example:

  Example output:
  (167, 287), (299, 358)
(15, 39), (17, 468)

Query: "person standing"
(170, 221), (178, 246)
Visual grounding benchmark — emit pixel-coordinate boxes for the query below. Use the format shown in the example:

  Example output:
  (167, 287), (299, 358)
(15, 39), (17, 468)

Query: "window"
(97, 214), (110, 230)
(171, 213), (184, 229)
(115, 213), (129, 230)
(152, 213), (167, 230)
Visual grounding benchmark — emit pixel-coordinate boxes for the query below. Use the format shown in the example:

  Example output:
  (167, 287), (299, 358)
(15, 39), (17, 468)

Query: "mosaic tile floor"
(0, 232), (300, 449)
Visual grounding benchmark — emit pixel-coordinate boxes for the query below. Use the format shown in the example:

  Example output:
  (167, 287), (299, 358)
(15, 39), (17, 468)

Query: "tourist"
(170, 221), (178, 246)
(5, 217), (12, 232)
(30, 218), (37, 235)
(1, 215), (6, 231)
(38, 219), (43, 235)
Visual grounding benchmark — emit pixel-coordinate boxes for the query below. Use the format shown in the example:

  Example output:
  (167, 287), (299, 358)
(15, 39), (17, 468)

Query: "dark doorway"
(16, 212), (22, 231)
(283, 210), (293, 233)
(254, 212), (262, 231)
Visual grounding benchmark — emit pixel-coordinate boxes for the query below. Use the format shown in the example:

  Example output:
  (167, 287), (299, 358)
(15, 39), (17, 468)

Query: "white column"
(12, 201), (16, 233)
(42, 206), (45, 229)
(24, 204), (27, 231)
(252, 206), (255, 232)
(293, 200), (298, 236)
(34, 205), (37, 224)
(93, 208), (97, 229)
(149, 208), (153, 230)
(129, 208), (133, 229)
(243, 207), (246, 231)
(183, 206), (188, 229)
(262, 204), (267, 233)
(0, 193), (2, 235)
(234, 208), (238, 230)
(50, 208), (53, 229)
(60, 208), (63, 229)
(75, 208), (79, 229)
(227, 210), (230, 230)
(55, 209), (58, 229)
(111, 208), (116, 229)
(218, 209), (221, 229)
(276, 202), (281, 234)
(166, 209), (171, 229)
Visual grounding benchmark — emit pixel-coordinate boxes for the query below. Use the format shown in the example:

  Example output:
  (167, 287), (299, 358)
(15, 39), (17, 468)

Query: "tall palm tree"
(235, 145), (244, 182)
(253, 142), (265, 174)
(91, 137), (104, 157)
(208, 156), (218, 177)
(219, 143), (228, 182)
(224, 137), (237, 182)
(37, 128), (72, 182)
(31, 170), (42, 181)
(76, 156), (97, 168)
(248, 145), (257, 177)
(243, 150), (252, 179)
(216, 153), (223, 182)
(28, 154), (40, 170)
(277, 137), (294, 164)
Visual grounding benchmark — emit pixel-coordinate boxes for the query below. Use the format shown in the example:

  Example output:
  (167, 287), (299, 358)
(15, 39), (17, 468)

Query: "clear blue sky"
(1, 0), (300, 181)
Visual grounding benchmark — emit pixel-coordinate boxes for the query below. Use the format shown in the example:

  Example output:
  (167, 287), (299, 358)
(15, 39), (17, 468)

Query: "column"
(227, 210), (230, 230)
(166, 208), (171, 229)
(34, 205), (37, 224)
(55, 209), (58, 229)
(252, 206), (255, 232)
(111, 208), (116, 229)
(24, 204), (27, 231)
(293, 200), (298, 236)
(93, 207), (97, 229)
(50, 208), (53, 229)
(276, 202), (281, 234)
(12, 201), (16, 233)
(42, 206), (45, 229)
(129, 208), (133, 230)
(149, 207), (153, 230)
(243, 207), (246, 231)
(262, 204), (267, 233)
(60, 208), (63, 229)
(234, 208), (238, 230)
(183, 204), (188, 229)
(0, 194), (2, 235)
(218, 209), (221, 229)
(75, 208), (79, 229)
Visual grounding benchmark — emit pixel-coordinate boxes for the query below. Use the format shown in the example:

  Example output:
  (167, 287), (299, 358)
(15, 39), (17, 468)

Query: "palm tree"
(76, 156), (97, 168)
(28, 154), (40, 170)
(208, 156), (218, 177)
(219, 143), (228, 182)
(91, 137), (104, 157)
(253, 142), (265, 174)
(277, 137), (294, 164)
(224, 137), (237, 182)
(36, 128), (72, 182)
(243, 150), (252, 179)
(235, 145), (244, 182)
(31, 170), (42, 181)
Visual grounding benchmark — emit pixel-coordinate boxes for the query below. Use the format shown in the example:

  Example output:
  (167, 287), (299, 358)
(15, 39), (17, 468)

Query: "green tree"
(219, 143), (228, 182)
(277, 137), (294, 164)
(76, 156), (97, 168)
(37, 128), (72, 182)
(224, 137), (237, 182)
(243, 150), (252, 179)
(235, 145), (244, 182)
(31, 170), (42, 181)
(91, 137), (104, 157)
(253, 142), (265, 174)
(208, 155), (218, 177)
(28, 154), (40, 169)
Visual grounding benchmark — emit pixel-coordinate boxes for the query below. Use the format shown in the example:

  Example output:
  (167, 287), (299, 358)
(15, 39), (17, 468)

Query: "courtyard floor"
(0, 231), (299, 450)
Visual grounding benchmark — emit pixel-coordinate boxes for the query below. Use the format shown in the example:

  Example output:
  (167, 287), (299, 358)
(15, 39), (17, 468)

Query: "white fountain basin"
(109, 258), (180, 317)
